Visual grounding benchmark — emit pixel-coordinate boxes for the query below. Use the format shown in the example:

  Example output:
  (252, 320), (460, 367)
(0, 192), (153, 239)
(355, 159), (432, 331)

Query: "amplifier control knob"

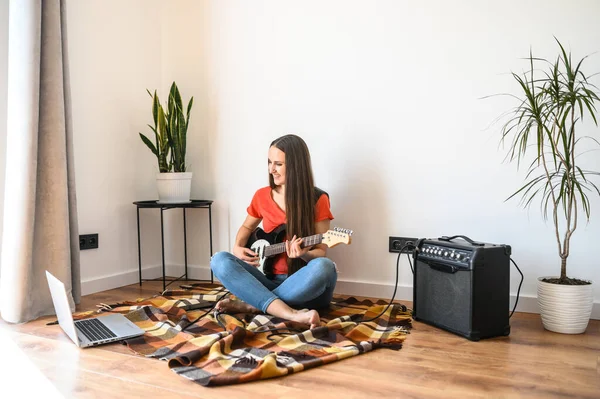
(455, 254), (461, 260)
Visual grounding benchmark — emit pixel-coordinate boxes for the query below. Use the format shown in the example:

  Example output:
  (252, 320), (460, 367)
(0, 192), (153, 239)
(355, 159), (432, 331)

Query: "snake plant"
(139, 82), (194, 173)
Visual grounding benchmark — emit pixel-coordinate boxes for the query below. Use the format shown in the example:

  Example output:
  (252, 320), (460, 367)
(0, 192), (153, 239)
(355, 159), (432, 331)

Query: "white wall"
(1, 1), (599, 318)
(0, 1), (8, 275)
(200, 0), (600, 317)
(65, 0), (166, 290)
(157, 2), (214, 275)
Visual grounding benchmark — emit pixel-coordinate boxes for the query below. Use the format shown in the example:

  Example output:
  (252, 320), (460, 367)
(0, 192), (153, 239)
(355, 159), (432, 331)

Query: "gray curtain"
(0, 0), (80, 324)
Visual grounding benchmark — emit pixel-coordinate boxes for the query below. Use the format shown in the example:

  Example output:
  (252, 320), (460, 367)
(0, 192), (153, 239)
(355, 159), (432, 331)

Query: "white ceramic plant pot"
(537, 276), (593, 334)
(156, 172), (192, 204)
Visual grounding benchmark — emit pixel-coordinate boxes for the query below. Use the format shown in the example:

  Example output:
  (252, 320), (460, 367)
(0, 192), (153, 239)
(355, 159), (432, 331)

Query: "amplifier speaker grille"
(416, 264), (471, 334)
(413, 238), (511, 341)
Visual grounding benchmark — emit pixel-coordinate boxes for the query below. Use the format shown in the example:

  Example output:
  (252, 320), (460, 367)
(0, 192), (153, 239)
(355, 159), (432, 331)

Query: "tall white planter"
(537, 277), (593, 334)
(156, 172), (192, 203)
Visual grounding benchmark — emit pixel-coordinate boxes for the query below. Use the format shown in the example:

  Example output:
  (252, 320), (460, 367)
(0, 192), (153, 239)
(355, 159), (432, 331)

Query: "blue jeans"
(210, 251), (338, 313)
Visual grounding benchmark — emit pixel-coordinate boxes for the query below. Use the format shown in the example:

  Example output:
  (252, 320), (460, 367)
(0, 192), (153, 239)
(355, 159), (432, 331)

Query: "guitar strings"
(264, 234), (324, 257)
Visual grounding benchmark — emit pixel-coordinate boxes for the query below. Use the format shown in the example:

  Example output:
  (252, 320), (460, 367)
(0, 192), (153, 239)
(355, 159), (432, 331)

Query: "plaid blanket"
(70, 284), (412, 386)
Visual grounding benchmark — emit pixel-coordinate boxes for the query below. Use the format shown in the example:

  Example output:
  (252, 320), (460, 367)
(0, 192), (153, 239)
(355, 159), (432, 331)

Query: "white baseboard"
(81, 264), (213, 295)
(334, 279), (414, 301)
(334, 278), (600, 320)
(81, 269), (600, 320)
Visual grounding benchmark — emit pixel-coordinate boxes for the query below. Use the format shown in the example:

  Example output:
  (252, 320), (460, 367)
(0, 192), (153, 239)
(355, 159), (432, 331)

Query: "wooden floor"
(1, 280), (599, 399)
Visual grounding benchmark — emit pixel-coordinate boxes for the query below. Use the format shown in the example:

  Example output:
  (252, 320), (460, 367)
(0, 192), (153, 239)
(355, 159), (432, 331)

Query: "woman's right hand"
(233, 245), (260, 266)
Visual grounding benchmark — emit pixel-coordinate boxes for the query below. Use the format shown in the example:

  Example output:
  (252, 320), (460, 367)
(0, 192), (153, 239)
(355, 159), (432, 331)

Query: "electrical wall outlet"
(79, 233), (99, 250)
(389, 236), (418, 253)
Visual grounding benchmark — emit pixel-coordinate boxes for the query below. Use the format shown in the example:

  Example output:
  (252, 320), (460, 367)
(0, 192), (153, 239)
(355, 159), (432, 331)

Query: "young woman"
(210, 134), (337, 328)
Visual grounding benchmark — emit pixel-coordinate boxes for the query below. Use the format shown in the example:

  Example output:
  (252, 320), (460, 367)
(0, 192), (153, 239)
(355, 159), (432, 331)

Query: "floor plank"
(1, 280), (598, 398)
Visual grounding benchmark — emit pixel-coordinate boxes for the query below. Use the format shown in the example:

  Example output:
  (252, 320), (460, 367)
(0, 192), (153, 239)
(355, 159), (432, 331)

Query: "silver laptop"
(46, 270), (145, 348)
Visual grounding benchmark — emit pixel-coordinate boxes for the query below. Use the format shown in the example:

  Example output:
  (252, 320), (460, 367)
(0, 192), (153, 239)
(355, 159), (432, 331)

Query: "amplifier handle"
(427, 261), (459, 274)
(438, 235), (484, 246)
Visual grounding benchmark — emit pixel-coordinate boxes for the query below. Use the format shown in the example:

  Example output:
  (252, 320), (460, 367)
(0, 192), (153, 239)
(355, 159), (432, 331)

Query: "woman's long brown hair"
(269, 134), (315, 275)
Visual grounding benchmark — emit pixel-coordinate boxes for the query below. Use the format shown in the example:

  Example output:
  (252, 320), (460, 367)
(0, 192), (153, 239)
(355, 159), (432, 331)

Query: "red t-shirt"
(247, 186), (334, 274)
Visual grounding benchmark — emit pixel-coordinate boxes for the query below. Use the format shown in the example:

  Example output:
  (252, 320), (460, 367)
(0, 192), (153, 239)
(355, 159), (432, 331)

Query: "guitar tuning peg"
(332, 227), (353, 236)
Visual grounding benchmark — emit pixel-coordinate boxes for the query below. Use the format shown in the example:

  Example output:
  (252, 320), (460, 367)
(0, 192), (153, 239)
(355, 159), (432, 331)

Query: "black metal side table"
(133, 200), (214, 291)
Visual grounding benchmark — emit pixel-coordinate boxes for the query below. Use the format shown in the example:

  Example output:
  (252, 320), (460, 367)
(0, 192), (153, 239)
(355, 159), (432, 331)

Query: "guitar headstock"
(322, 227), (353, 248)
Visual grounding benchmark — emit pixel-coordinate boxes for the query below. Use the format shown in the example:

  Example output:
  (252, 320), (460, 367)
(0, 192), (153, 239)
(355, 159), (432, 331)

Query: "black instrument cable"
(181, 287), (305, 338)
(181, 287), (229, 332)
(359, 240), (524, 324)
(180, 243), (524, 331)
(509, 258), (524, 318)
(359, 242), (414, 324)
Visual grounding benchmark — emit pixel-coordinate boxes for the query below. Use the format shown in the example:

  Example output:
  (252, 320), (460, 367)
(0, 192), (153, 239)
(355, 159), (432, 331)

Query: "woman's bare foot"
(264, 299), (322, 330)
(215, 298), (260, 314)
(290, 309), (320, 329)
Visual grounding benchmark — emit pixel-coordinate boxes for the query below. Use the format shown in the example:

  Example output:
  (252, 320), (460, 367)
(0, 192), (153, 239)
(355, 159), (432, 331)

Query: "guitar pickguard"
(250, 239), (271, 274)
(245, 225), (287, 276)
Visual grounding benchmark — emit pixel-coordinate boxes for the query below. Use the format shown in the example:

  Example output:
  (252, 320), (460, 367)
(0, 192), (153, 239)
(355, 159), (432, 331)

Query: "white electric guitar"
(246, 225), (353, 274)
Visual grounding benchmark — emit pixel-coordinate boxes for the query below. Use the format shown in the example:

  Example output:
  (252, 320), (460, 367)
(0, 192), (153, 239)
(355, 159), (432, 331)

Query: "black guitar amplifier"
(412, 235), (511, 341)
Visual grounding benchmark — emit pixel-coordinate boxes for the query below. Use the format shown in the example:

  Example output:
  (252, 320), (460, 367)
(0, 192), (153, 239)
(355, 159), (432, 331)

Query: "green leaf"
(152, 90), (159, 128)
(139, 133), (158, 156)
(141, 83), (193, 173)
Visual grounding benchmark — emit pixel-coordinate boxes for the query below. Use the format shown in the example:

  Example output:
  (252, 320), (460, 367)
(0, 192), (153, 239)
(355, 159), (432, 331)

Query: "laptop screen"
(45, 271), (80, 346)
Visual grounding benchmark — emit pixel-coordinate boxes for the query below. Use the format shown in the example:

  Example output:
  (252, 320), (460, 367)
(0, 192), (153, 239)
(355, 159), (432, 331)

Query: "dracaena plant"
(139, 82), (194, 173)
(497, 38), (600, 285)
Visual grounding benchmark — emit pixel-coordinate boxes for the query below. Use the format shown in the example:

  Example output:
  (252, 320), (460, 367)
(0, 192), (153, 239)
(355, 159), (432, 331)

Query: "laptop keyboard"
(75, 318), (117, 342)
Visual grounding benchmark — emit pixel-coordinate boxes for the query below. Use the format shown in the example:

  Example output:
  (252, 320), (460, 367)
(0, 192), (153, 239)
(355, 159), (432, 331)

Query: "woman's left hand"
(285, 235), (310, 260)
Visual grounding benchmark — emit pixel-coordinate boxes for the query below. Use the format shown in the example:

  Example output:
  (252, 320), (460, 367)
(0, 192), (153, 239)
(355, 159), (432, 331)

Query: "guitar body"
(246, 225), (287, 276)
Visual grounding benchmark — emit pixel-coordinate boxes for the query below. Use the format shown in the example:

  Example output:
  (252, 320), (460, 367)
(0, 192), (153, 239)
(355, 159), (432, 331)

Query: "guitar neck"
(264, 233), (323, 258)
